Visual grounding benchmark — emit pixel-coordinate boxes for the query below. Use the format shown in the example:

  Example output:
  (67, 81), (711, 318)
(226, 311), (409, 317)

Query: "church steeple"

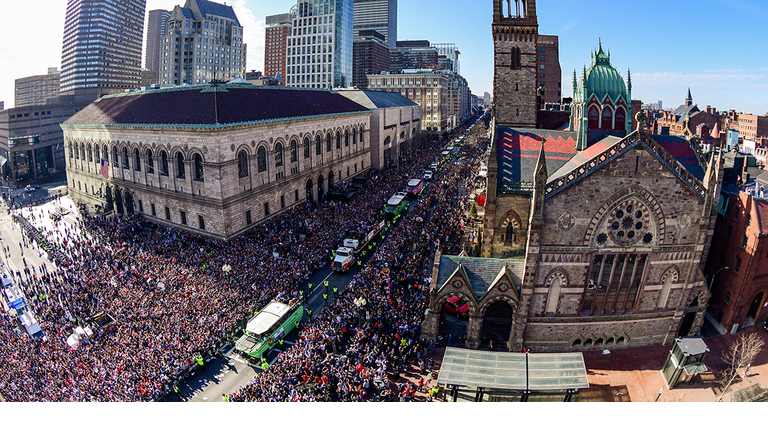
(685, 88), (693, 107)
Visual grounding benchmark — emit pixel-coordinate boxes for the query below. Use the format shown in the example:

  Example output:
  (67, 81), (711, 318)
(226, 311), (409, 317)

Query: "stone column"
(421, 310), (440, 341)
(466, 314), (482, 349)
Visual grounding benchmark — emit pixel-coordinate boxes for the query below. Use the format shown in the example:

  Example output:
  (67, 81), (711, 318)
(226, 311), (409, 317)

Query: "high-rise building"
(264, 13), (294, 86)
(145, 9), (171, 72)
(15, 68), (61, 108)
(285, 0), (353, 89)
(60, 0), (147, 97)
(352, 30), (389, 90)
(536, 35), (561, 106)
(160, 0), (246, 86)
(367, 70), (471, 133)
(353, 0), (397, 48)
(432, 43), (460, 74)
(390, 40), (438, 72)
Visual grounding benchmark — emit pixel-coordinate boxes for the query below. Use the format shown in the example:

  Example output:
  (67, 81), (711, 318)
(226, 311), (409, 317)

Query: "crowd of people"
(0, 116), (490, 402)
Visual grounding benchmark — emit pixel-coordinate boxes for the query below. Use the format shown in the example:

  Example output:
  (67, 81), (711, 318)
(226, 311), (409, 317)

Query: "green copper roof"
(579, 41), (627, 101)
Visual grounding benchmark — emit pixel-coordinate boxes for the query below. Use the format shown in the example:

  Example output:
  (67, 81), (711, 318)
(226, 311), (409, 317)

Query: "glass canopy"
(437, 348), (589, 391)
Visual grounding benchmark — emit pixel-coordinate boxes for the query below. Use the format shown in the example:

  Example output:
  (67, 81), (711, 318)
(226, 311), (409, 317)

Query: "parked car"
(444, 296), (469, 319)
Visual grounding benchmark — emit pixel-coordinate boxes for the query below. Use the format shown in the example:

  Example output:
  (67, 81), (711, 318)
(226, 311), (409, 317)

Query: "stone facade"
(62, 86), (372, 240)
(492, 0), (538, 128)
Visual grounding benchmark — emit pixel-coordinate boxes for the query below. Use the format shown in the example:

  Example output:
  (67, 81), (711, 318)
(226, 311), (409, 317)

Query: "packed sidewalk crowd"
(0, 118), (490, 402)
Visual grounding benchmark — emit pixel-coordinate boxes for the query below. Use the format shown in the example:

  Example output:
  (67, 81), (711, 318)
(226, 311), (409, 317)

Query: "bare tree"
(718, 332), (766, 399)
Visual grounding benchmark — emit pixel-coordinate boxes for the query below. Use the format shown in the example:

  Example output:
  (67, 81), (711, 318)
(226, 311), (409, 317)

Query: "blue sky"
(1, 0), (766, 114)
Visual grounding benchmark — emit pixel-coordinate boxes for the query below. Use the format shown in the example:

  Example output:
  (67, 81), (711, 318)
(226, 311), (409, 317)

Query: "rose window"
(598, 200), (653, 246)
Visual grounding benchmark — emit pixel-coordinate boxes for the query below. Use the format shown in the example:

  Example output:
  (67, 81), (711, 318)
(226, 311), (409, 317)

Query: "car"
(430, 163), (439, 171)
(24, 185), (40, 192)
(444, 296), (469, 319)
(423, 170), (433, 181)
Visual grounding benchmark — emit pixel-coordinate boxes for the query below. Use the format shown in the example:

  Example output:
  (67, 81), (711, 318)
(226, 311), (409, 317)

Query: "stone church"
(422, 0), (723, 352)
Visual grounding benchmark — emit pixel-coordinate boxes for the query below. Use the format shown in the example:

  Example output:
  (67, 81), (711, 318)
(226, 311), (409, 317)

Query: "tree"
(717, 332), (765, 399)
(470, 202), (478, 219)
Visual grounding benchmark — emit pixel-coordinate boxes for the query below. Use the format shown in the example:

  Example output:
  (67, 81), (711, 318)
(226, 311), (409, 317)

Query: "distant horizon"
(0, 0), (766, 116)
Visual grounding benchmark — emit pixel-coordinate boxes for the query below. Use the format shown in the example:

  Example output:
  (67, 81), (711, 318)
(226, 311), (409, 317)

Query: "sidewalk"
(580, 326), (768, 402)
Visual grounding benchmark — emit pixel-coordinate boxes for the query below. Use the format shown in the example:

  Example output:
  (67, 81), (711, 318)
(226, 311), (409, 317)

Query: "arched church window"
(615, 107), (626, 130)
(588, 106), (599, 130)
(601, 107), (613, 130)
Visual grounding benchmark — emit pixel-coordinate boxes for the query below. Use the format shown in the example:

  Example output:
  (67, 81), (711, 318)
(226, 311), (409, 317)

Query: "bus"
(385, 192), (408, 218)
(235, 299), (303, 360)
(405, 179), (424, 197)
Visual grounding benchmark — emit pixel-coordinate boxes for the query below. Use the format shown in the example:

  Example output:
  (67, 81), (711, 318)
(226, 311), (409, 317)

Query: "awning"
(437, 347), (589, 391)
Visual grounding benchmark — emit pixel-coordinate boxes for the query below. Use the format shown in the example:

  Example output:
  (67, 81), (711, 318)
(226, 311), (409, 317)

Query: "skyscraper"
(264, 13), (294, 85)
(145, 9), (171, 73)
(160, 0), (246, 86)
(353, 0), (397, 48)
(60, 0), (147, 96)
(432, 43), (460, 74)
(352, 30), (389, 89)
(286, 0), (353, 89)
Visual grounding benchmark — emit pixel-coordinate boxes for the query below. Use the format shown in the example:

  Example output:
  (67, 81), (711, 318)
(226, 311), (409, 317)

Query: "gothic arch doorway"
(481, 300), (515, 348)
(114, 188), (124, 214)
(124, 191), (135, 216)
(747, 292), (764, 321)
(438, 296), (470, 348)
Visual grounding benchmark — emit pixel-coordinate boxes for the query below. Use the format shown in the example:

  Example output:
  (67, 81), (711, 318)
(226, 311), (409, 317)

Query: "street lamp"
(708, 266), (729, 293)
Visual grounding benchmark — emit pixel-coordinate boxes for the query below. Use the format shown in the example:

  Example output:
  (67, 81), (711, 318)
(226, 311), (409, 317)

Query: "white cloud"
(231, 0), (266, 74)
(633, 69), (768, 91)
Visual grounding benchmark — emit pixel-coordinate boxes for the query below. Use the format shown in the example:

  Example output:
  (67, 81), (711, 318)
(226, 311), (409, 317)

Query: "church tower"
(492, 0), (539, 128)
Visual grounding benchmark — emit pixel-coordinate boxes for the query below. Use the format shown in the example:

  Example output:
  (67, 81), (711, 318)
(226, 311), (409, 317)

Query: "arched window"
(122, 147), (129, 168)
(326, 133), (332, 152)
(315, 134), (322, 155)
(176, 152), (185, 179)
(112, 146), (118, 166)
(238, 150), (249, 178)
(601, 107), (613, 130)
(94, 145), (100, 161)
(146, 149), (154, 173)
(344, 129), (349, 147)
(384, 136), (391, 146)
(103, 145), (108, 163)
(290, 139), (298, 162)
(546, 274), (564, 315)
(193, 154), (204, 181)
(303, 137), (310, 159)
(336, 131), (341, 149)
(511, 47), (521, 69)
(80, 144), (85, 160)
(352, 128), (357, 144)
(588, 106), (599, 130)
(69, 144), (74, 160)
(274, 143), (283, 167)
(257, 146), (267, 172)
(615, 107), (626, 130)
(160, 150), (169, 176)
(87, 144), (93, 162)
(134, 148), (141, 171)
(360, 128), (364, 143)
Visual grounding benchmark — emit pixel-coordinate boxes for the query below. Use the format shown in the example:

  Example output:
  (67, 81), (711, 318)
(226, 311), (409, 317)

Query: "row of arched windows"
(587, 105), (627, 131)
(68, 143), (204, 181)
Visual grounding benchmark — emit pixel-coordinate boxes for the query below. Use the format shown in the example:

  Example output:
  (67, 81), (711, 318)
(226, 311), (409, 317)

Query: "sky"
(1, 0), (767, 114)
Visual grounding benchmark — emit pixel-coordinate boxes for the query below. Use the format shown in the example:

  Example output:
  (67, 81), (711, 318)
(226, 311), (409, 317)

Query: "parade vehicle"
(331, 218), (386, 272)
(423, 170), (434, 181)
(405, 179), (424, 198)
(384, 192), (408, 218)
(19, 309), (45, 340)
(235, 299), (304, 360)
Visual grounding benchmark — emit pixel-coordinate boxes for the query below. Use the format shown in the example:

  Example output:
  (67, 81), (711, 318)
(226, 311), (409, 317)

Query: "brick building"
(62, 82), (372, 239)
(264, 13), (293, 86)
(705, 191), (768, 333)
(421, 0), (723, 353)
(352, 30), (390, 90)
(536, 35), (561, 106)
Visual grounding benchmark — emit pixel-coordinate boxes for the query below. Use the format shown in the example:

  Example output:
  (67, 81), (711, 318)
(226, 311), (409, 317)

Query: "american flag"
(100, 159), (109, 178)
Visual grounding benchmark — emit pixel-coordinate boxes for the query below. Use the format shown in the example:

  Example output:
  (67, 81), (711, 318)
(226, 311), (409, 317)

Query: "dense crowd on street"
(0, 117), (490, 402)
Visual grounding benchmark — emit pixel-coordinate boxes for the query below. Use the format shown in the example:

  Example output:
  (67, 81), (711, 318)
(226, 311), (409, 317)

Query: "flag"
(100, 159), (109, 178)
